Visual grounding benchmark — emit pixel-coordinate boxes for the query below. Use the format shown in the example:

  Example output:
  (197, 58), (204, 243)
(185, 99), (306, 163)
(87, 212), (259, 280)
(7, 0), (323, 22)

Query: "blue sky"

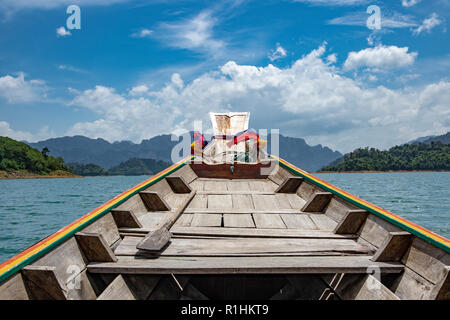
(0, 0), (449, 153)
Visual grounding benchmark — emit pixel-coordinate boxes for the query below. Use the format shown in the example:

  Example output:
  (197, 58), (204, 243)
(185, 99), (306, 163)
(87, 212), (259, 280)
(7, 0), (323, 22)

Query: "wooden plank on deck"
(88, 256), (404, 275)
(223, 214), (255, 228)
(191, 214), (222, 227)
(253, 214), (286, 229)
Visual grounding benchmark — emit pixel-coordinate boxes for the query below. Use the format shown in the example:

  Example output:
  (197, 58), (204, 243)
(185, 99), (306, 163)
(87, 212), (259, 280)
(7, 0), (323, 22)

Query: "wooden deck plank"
(114, 236), (370, 257)
(223, 214), (255, 228)
(232, 194), (254, 209)
(280, 214), (318, 230)
(253, 214), (286, 229)
(88, 256), (404, 275)
(227, 180), (250, 192)
(121, 226), (358, 239)
(164, 193), (188, 209)
(138, 213), (171, 230)
(274, 194), (292, 209)
(204, 180), (227, 191)
(183, 208), (301, 214)
(309, 214), (338, 231)
(173, 214), (194, 227)
(252, 194), (279, 210)
(286, 194), (306, 210)
(187, 194), (208, 209)
(250, 180), (275, 192)
(191, 214), (222, 227)
(189, 179), (204, 191)
(208, 194), (232, 210)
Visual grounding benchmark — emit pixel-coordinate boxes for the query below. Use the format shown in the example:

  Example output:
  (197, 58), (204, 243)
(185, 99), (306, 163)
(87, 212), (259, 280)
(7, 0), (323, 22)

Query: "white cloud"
(130, 29), (153, 38)
(328, 12), (418, 28)
(268, 43), (287, 61)
(344, 45), (417, 70)
(0, 121), (54, 142)
(58, 64), (86, 73)
(67, 45), (450, 153)
(129, 85), (149, 96)
(402, 0), (421, 7)
(0, 73), (47, 103)
(56, 26), (71, 37)
(413, 13), (442, 35)
(326, 53), (337, 64)
(155, 10), (225, 56)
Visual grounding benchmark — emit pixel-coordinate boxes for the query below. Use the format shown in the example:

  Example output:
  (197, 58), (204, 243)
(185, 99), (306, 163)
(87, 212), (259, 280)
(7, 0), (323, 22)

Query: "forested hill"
(28, 134), (342, 172)
(0, 136), (74, 177)
(321, 142), (450, 172)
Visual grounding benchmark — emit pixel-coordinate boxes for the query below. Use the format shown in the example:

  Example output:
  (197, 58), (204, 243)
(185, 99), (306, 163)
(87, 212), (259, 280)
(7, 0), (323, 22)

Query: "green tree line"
(321, 142), (450, 172)
(0, 136), (72, 174)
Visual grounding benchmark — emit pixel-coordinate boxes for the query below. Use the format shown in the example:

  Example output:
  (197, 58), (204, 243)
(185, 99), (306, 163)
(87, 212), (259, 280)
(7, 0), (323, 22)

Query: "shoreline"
(0, 171), (82, 180)
(316, 170), (450, 174)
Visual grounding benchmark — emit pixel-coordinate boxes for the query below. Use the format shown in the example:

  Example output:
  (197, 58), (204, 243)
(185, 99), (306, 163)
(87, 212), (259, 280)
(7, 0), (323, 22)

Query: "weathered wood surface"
(208, 194), (232, 209)
(136, 227), (172, 252)
(97, 275), (136, 300)
(275, 177), (303, 193)
(75, 232), (117, 262)
(191, 214), (222, 227)
(22, 266), (67, 300)
(121, 226), (358, 239)
(138, 212), (171, 230)
(137, 191), (196, 252)
(88, 255), (404, 275)
(309, 214), (338, 230)
(111, 209), (143, 228)
(83, 213), (120, 247)
(401, 237), (450, 285)
(170, 164), (197, 184)
(0, 273), (29, 300)
(359, 214), (402, 248)
(223, 214), (255, 228)
(32, 237), (86, 287)
(173, 214), (194, 227)
(253, 214), (286, 229)
(280, 214), (317, 230)
(115, 236), (370, 257)
(113, 194), (148, 218)
(334, 210), (368, 234)
(301, 192), (333, 212)
(184, 208), (302, 214)
(140, 191), (171, 211)
(166, 176), (192, 193)
(326, 274), (400, 300)
(371, 231), (412, 262)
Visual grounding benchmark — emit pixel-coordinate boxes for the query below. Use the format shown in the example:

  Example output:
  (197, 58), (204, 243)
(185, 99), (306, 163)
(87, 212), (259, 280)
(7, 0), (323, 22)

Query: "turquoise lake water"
(0, 172), (449, 263)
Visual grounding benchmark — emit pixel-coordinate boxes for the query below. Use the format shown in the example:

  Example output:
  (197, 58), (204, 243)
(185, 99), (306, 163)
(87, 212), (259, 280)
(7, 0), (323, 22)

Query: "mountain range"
(27, 134), (342, 172)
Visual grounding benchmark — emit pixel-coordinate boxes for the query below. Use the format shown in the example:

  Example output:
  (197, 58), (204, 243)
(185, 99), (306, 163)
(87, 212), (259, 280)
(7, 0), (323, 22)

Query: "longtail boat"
(0, 112), (448, 300)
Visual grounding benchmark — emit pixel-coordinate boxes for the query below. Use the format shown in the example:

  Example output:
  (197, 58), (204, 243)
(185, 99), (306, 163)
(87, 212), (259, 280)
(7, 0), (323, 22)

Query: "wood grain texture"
(334, 210), (368, 234)
(253, 214), (286, 229)
(191, 214), (222, 227)
(275, 177), (303, 193)
(281, 214), (318, 230)
(139, 191), (171, 211)
(111, 209), (143, 228)
(22, 266), (67, 300)
(75, 232), (117, 262)
(114, 236), (370, 257)
(301, 192), (333, 212)
(97, 275), (136, 300)
(371, 231), (412, 262)
(88, 255), (404, 275)
(309, 214), (338, 230)
(223, 214), (255, 228)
